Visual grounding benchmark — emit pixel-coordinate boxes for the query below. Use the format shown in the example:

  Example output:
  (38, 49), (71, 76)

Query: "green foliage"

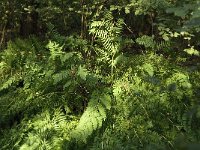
(184, 46), (199, 56)
(1, 0), (200, 150)
(1, 38), (200, 150)
(0, 109), (79, 150)
(90, 11), (124, 78)
(166, 1), (200, 31)
(71, 89), (111, 142)
(126, 0), (169, 15)
(136, 35), (171, 53)
(91, 53), (200, 149)
(136, 35), (156, 50)
(0, 37), (110, 149)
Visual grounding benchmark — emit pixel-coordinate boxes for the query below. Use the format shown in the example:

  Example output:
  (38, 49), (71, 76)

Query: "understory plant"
(0, 38), (200, 149)
(0, 0), (200, 149)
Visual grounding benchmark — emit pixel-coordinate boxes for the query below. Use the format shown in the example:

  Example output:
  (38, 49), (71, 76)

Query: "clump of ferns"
(136, 35), (171, 53)
(89, 11), (124, 80)
(70, 88), (112, 143)
(0, 108), (79, 150)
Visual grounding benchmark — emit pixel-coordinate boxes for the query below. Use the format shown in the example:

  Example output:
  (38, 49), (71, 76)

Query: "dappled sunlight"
(0, 0), (200, 149)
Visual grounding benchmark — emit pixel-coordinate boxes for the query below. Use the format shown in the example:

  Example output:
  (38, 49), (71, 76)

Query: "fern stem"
(111, 52), (115, 82)
(111, 58), (114, 82)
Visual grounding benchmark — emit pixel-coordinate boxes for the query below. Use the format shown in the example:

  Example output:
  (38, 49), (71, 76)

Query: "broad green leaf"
(184, 47), (199, 56)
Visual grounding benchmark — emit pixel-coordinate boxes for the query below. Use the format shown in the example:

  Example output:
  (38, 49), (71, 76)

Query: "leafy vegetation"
(0, 0), (200, 149)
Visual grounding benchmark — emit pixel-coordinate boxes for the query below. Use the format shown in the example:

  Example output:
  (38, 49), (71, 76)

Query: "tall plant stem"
(0, 24), (6, 50)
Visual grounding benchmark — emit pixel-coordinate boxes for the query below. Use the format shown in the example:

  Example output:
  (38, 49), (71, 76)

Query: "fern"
(16, 109), (78, 150)
(53, 71), (69, 85)
(71, 89), (111, 142)
(89, 11), (124, 78)
(90, 12), (123, 54)
(142, 63), (154, 77)
(136, 35), (156, 50)
(46, 41), (64, 61)
(166, 72), (192, 89)
(77, 65), (89, 81)
(0, 75), (21, 91)
(46, 23), (66, 45)
(136, 35), (172, 53)
(156, 40), (171, 51)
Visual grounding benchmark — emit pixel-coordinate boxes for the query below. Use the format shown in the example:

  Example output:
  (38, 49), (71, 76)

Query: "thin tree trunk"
(0, 24), (6, 50)
(80, 0), (84, 38)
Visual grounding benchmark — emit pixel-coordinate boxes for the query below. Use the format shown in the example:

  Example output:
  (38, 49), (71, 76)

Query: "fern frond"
(46, 41), (64, 60)
(77, 65), (89, 81)
(90, 12), (123, 55)
(71, 90), (111, 142)
(0, 74), (21, 91)
(53, 71), (69, 85)
(156, 40), (170, 50)
(136, 35), (156, 50)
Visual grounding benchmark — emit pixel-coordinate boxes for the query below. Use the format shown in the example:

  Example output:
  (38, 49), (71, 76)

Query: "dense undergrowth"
(0, 36), (200, 149)
(0, 0), (200, 149)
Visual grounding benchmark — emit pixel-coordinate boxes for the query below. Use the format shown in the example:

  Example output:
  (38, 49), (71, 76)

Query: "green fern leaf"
(53, 71), (69, 84)
(100, 94), (112, 110)
(0, 75), (20, 91)
(142, 63), (154, 77)
(60, 52), (75, 64)
(71, 90), (112, 142)
(77, 65), (89, 81)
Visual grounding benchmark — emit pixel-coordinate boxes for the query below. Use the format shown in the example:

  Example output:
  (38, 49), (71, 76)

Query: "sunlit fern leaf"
(100, 94), (112, 110)
(52, 109), (67, 131)
(77, 65), (89, 81)
(97, 104), (107, 120)
(136, 35), (156, 50)
(167, 72), (192, 89)
(89, 12), (123, 57)
(46, 41), (64, 60)
(71, 90), (112, 142)
(53, 71), (69, 85)
(0, 75), (20, 91)
(142, 63), (154, 77)
(18, 109), (68, 150)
